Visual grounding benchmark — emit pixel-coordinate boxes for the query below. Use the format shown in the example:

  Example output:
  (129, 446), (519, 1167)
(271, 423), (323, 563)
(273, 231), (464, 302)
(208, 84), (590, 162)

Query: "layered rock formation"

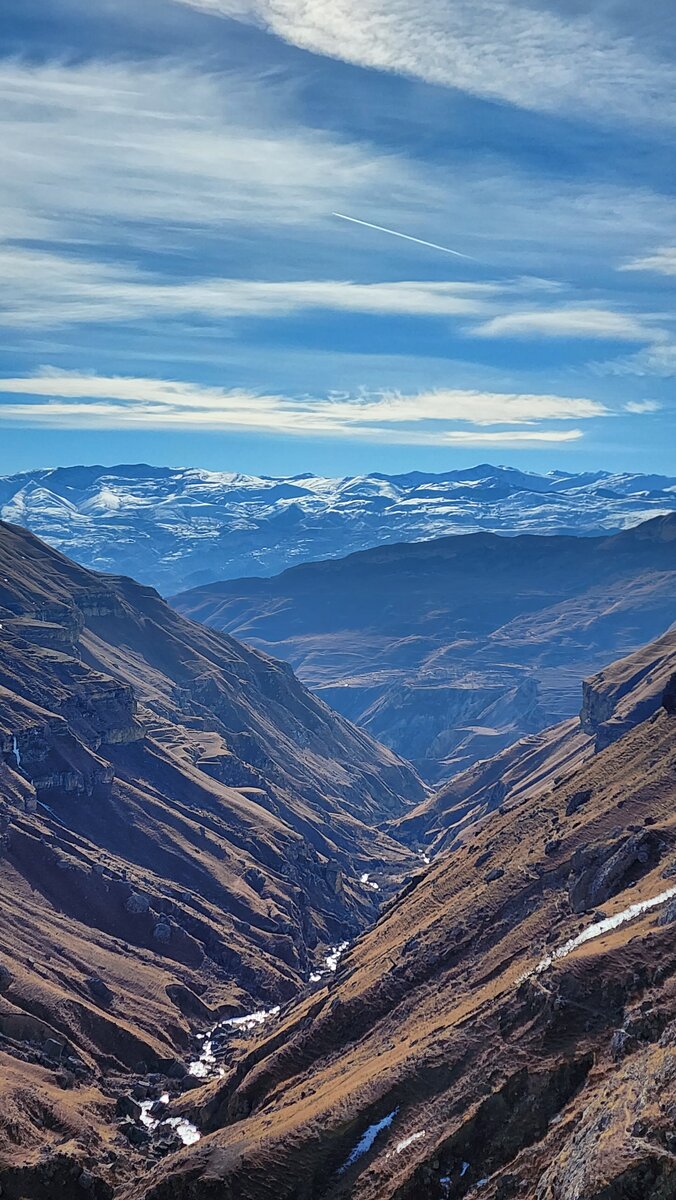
(175, 513), (676, 783)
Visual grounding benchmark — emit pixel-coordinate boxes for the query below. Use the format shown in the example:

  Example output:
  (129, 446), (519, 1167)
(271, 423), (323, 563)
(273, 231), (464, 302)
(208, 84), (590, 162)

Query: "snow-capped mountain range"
(1, 462), (674, 594)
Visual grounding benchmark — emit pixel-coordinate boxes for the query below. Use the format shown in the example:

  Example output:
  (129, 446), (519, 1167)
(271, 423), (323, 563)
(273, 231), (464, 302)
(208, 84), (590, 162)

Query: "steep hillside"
(2, 463), (674, 593)
(174, 514), (676, 783)
(138, 641), (676, 1200)
(0, 521), (423, 1197)
(398, 628), (676, 854)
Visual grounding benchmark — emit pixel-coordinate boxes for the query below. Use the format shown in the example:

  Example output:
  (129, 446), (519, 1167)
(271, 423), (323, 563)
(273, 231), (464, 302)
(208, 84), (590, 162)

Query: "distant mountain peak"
(1, 462), (674, 594)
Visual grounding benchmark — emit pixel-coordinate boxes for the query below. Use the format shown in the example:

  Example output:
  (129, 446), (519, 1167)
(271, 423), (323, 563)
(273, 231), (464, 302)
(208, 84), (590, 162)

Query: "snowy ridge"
(2, 462), (675, 593)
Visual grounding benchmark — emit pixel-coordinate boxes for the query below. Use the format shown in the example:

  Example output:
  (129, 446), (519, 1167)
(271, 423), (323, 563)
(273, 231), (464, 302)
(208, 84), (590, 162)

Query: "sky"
(0, 0), (674, 478)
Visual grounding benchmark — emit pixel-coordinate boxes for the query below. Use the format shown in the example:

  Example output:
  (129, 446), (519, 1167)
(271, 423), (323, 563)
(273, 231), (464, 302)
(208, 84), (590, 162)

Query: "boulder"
(116, 1094), (142, 1121)
(87, 975), (114, 1006)
(566, 788), (593, 817)
(658, 899), (676, 927)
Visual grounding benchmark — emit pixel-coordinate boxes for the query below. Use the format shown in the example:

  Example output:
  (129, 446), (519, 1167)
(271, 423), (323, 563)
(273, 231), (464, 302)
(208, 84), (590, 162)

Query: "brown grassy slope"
(141, 671), (676, 1200)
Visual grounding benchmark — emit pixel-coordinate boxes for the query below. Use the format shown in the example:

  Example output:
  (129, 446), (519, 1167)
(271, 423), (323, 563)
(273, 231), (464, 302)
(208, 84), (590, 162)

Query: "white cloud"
(471, 306), (667, 342)
(600, 342), (676, 378)
(1, 55), (675, 293)
(624, 399), (662, 413)
(0, 57), (426, 247)
(621, 247), (676, 276)
(173, 0), (676, 124)
(0, 245), (498, 328)
(0, 369), (605, 444)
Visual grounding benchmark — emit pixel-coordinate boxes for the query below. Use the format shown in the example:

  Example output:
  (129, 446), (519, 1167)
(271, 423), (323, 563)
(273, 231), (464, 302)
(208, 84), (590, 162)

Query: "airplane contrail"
(332, 212), (475, 260)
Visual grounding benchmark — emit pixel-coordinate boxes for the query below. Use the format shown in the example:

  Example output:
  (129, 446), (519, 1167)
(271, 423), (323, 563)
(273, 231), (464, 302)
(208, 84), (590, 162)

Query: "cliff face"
(0, 520), (425, 1195)
(173, 514), (676, 784)
(140, 651), (676, 1200)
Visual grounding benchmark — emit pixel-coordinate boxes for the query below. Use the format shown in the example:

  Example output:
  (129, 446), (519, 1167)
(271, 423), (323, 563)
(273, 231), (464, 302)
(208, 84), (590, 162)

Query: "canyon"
(175, 513), (676, 783)
(0, 519), (674, 1199)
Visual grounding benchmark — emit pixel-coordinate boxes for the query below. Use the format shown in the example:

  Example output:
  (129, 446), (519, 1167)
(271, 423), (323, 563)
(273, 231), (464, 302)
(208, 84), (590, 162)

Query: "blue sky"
(0, 0), (674, 478)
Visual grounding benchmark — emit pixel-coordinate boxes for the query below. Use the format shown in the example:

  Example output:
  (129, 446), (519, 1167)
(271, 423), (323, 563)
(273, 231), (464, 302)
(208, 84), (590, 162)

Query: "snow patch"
(530, 884), (676, 977)
(339, 1108), (399, 1173)
(12, 736), (21, 768)
(396, 1130), (426, 1153)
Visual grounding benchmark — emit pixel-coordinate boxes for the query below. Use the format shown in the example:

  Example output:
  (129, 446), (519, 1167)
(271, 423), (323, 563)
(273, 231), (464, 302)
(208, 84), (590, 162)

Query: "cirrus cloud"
(172, 0), (676, 125)
(621, 247), (676, 276)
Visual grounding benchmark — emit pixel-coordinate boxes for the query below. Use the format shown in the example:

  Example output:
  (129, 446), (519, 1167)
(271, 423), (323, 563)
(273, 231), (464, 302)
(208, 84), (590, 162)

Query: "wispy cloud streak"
(0, 369), (610, 445)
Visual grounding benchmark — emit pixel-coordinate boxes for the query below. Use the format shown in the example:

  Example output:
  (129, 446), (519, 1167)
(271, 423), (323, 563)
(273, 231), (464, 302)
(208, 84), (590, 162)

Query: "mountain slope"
(0, 520), (423, 1196)
(396, 626), (676, 854)
(174, 514), (676, 783)
(2, 463), (675, 594)
(139, 634), (676, 1200)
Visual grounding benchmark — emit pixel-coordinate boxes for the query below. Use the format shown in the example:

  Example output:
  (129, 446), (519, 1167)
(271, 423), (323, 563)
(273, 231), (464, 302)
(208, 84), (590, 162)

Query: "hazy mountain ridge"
(174, 514), (676, 783)
(2, 463), (675, 594)
(396, 626), (676, 854)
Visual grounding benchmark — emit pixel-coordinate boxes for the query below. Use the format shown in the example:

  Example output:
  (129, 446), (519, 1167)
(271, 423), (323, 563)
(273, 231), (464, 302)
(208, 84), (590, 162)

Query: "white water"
(325, 942), (349, 973)
(225, 1004), (280, 1032)
(165, 1117), (202, 1147)
(12, 736), (21, 768)
(139, 1096), (201, 1146)
(188, 1004), (281, 1079)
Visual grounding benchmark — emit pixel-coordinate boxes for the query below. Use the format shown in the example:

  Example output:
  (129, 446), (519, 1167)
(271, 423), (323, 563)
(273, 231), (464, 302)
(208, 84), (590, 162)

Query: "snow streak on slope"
(529, 884), (676, 978)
